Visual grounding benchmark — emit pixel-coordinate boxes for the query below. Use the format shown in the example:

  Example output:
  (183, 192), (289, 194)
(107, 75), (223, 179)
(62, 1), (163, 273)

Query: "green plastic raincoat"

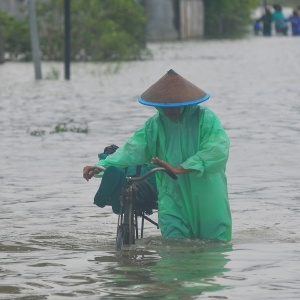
(95, 105), (231, 241)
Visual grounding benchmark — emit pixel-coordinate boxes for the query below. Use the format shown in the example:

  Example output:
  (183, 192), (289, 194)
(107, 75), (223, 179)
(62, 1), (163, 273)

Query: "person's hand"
(83, 166), (101, 181)
(151, 157), (194, 174)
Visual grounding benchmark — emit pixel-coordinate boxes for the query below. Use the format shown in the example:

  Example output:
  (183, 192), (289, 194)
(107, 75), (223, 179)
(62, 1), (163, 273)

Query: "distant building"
(143, 0), (205, 41)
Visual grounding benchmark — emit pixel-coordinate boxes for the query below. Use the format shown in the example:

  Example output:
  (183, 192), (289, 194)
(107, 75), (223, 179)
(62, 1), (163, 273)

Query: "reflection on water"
(91, 241), (231, 299)
(0, 35), (300, 299)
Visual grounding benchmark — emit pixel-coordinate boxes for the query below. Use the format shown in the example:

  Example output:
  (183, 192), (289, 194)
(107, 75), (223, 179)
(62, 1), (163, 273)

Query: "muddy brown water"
(0, 35), (300, 299)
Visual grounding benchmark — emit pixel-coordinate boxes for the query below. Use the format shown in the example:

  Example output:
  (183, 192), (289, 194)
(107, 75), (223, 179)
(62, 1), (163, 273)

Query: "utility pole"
(28, 0), (42, 79)
(64, 0), (71, 80)
(0, 21), (4, 64)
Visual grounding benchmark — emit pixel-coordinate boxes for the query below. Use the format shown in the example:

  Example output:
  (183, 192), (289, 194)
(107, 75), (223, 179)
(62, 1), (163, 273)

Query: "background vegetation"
(268, 0), (299, 6)
(35, 0), (147, 61)
(204, 0), (258, 38)
(0, 10), (30, 60)
(0, 0), (298, 61)
(0, 0), (147, 62)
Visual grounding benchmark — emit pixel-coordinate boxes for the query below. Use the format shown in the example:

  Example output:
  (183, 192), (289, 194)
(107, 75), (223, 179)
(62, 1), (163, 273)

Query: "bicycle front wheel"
(116, 225), (124, 251)
(115, 186), (135, 251)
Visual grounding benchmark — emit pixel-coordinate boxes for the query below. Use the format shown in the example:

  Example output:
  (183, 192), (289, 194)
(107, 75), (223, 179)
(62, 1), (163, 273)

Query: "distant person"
(272, 4), (288, 35)
(256, 7), (273, 36)
(253, 20), (261, 35)
(285, 10), (300, 36)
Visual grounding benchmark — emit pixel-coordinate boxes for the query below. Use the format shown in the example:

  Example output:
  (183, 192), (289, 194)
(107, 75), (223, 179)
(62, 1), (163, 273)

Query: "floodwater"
(1, 34), (300, 299)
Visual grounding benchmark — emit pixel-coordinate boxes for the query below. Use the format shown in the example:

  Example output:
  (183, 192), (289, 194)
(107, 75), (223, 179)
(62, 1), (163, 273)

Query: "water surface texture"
(0, 36), (300, 299)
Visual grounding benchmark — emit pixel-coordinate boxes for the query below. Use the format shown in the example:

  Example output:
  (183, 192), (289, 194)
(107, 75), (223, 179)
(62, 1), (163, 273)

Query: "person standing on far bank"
(83, 69), (232, 241)
(285, 9), (300, 36)
(257, 7), (273, 36)
(272, 4), (288, 35)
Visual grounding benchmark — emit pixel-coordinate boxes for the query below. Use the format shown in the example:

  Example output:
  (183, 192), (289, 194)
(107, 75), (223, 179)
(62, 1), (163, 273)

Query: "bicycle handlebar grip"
(164, 169), (178, 180)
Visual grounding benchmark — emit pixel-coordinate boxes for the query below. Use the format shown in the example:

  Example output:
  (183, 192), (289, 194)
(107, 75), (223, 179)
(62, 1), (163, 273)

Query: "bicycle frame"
(90, 166), (177, 251)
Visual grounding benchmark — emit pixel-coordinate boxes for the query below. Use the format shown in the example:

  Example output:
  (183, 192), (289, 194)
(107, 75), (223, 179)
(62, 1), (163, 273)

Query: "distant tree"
(0, 0), (147, 62)
(36, 0), (147, 61)
(204, 0), (258, 38)
(0, 10), (30, 60)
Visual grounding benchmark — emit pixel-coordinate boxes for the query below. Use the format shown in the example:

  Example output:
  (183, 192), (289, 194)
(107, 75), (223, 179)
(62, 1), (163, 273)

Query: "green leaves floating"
(28, 120), (88, 136)
(50, 122), (88, 134)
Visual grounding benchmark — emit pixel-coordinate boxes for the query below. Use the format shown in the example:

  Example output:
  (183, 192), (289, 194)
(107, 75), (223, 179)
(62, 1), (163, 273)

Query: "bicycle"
(90, 166), (177, 251)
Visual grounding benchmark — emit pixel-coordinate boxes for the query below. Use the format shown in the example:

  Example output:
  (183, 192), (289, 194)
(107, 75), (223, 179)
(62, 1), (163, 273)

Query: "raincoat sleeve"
(94, 123), (152, 177)
(181, 109), (229, 176)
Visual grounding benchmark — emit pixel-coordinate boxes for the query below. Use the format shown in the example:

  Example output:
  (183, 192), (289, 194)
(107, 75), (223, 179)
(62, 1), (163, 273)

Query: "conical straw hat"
(138, 69), (210, 107)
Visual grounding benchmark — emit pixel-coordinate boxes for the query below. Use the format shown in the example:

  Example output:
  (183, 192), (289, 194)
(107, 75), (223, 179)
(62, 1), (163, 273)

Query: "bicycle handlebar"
(128, 167), (178, 181)
(90, 166), (177, 180)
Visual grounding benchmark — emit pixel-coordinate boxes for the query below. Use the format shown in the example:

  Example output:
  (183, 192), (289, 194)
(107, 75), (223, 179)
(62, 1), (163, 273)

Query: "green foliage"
(272, 0), (299, 7)
(254, 0), (299, 8)
(45, 66), (60, 80)
(204, 0), (258, 38)
(36, 0), (147, 61)
(29, 129), (46, 136)
(0, 10), (30, 60)
(28, 120), (88, 136)
(49, 122), (88, 134)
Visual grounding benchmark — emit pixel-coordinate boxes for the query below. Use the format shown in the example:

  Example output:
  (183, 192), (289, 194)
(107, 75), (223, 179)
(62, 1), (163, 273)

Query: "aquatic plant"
(28, 120), (88, 136)
(28, 129), (46, 136)
(44, 66), (60, 80)
(49, 121), (88, 134)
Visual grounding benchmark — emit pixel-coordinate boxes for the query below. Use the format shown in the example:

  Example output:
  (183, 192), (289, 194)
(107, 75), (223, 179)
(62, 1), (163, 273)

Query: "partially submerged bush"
(0, 0), (148, 62)
(36, 0), (148, 61)
(0, 10), (31, 60)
